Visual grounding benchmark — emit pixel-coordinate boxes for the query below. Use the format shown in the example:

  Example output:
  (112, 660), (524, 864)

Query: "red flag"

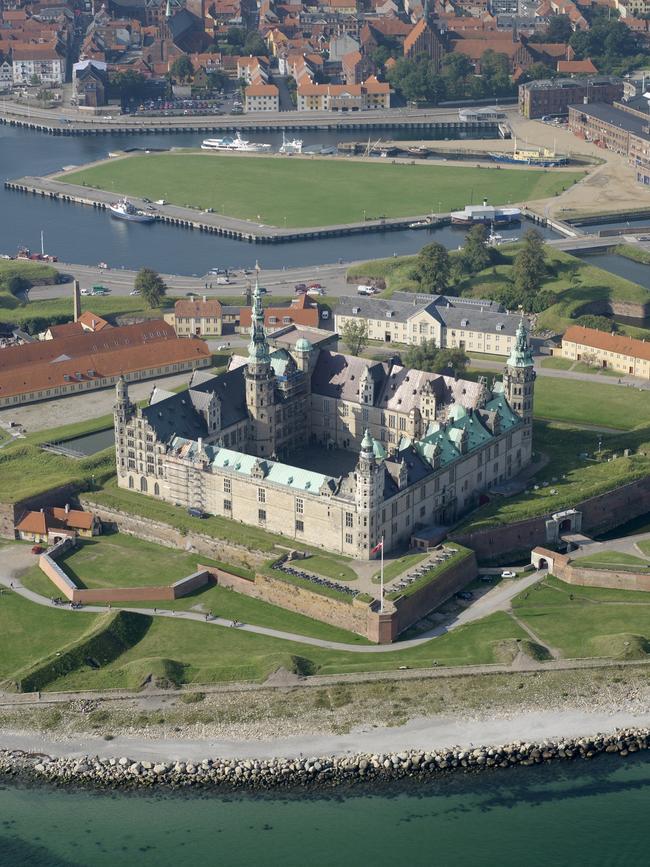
(370, 540), (383, 555)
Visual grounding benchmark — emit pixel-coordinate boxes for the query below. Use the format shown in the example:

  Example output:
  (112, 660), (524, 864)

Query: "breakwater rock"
(1, 729), (648, 791)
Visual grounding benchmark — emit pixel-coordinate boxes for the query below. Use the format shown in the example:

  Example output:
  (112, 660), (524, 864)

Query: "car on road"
(294, 283), (307, 291)
(130, 289), (141, 296)
(216, 277), (230, 285)
(91, 284), (109, 295)
(501, 570), (517, 579)
(209, 268), (227, 275)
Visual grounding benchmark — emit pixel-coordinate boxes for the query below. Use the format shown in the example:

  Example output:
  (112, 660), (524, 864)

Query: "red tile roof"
(563, 325), (650, 362)
(557, 58), (597, 73)
(174, 298), (223, 318)
(239, 297), (319, 329)
(16, 507), (96, 535)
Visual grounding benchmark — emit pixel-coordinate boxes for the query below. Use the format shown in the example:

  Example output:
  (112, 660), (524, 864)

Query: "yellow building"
(165, 297), (223, 337)
(562, 324), (650, 378)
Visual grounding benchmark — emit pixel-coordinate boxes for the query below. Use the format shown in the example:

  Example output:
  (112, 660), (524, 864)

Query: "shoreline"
(1, 721), (648, 792)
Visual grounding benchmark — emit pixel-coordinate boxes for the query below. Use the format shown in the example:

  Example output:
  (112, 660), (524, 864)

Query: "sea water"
(2, 753), (649, 866)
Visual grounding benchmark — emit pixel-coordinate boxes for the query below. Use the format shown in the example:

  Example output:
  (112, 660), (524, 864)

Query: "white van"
(320, 309), (329, 320)
(357, 285), (376, 296)
(216, 277), (230, 285)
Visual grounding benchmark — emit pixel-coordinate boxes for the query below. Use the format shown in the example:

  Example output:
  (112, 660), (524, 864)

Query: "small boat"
(409, 217), (435, 229)
(487, 228), (505, 246)
(279, 132), (303, 155)
(406, 146), (429, 158)
(108, 198), (156, 223)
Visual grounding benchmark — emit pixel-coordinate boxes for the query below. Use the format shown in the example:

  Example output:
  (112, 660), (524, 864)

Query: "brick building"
(518, 76), (624, 119)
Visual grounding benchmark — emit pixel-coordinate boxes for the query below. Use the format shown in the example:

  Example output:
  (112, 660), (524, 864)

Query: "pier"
(4, 175), (448, 244)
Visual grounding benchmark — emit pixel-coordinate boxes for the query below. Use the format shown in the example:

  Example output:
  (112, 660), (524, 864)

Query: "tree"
(574, 315), (617, 332)
(513, 229), (546, 295)
(403, 339), (469, 374)
(110, 70), (147, 100)
(171, 55), (194, 84)
(4, 275), (29, 296)
(387, 55), (446, 104)
(413, 241), (451, 294)
(134, 268), (167, 308)
(461, 224), (491, 274)
(243, 31), (268, 56)
(227, 26), (245, 47)
(341, 318), (368, 356)
(528, 14), (573, 43)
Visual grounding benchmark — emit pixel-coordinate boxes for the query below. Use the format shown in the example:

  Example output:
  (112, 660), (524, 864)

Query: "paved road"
(470, 357), (650, 392)
(0, 545), (545, 653)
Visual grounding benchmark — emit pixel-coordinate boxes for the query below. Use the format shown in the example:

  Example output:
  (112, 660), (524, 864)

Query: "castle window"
(128, 476), (134, 489)
(224, 499), (232, 511)
(258, 488), (266, 503)
(296, 498), (304, 514)
(258, 509), (267, 523)
(345, 512), (353, 528)
(140, 477), (148, 493)
(154, 483), (160, 496)
(224, 478), (231, 494)
(399, 417), (406, 431)
(295, 519), (304, 532)
(345, 533), (353, 544)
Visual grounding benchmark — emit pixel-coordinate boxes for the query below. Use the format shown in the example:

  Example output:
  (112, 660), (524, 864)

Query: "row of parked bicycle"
(271, 561), (358, 598)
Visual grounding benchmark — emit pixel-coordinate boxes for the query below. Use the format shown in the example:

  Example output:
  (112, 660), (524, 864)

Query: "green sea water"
(2, 754), (650, 867)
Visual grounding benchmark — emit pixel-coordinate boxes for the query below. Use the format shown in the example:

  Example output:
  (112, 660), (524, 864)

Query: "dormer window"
(461, 319), (469, 327)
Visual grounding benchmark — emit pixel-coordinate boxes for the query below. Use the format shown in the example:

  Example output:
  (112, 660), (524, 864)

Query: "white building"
(12, 45), (65, 86)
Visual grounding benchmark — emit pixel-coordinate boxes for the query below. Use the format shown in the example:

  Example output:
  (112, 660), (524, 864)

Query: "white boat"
(279, 132), (303, 154)
(451, 199), (521, 227)
(201, 132), (271, 152)
(409, 218), (435, 229)
(108, 198), (156, 223)
(487, 229), (505, 246)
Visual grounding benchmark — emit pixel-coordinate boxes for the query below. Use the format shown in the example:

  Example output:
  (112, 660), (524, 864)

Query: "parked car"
(294, 283), (307, 291)
(187, 507), (206, 518)
(308, 282), (323, 289)
(31, 545), (44, 555)
(320, 309), (329, 320)
(92, 284), (109, 295)
(501, 570), (517, 579)
(456, 591), (473, 601)
(357, 285), (376, 296)
(294, 287), (307, 295)
(130, 289), (141, 296)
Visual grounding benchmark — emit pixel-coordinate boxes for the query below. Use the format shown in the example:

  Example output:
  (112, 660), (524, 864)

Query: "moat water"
(2, 753), (649, 866)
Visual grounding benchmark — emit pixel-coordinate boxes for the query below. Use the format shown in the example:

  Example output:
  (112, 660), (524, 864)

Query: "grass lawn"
(57, 534), (224, 589)
(467, 351), (508, 363)
(43, 610), (529, 691)
(634, 540), (650, 557)
(0, 591), (100, 683)
(60, 153), (582, 229)
(533, 377), (650, 430)
(512, 575), (650, 659)
(540, 356), (574, 370)
(572, 550), (650, 572)
(301, 554), (358, 583)
(455, 420), (650, 534)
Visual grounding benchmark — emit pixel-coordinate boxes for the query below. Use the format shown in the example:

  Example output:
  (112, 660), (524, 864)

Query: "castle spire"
(507, 315), (534, 369)
(247, 276), (270, 368)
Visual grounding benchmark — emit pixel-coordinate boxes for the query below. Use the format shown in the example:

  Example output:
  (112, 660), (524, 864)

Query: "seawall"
(1, 729), (648, 791)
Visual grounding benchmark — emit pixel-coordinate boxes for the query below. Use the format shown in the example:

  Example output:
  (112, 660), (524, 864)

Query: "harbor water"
(0, 126), (556, 274)
(1, 752), (649, 866)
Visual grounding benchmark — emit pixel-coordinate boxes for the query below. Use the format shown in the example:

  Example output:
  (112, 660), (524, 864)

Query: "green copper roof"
(507, 318), (534, 368)
(295, 337), (313, 352)
(361, 429), (373, 450)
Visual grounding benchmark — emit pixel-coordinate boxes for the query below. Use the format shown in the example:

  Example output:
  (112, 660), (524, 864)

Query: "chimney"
(203, 295), (207, 303)
(73, 279), (81, 323)
(65, 503), (70, 513)
(583, 95), (588, 105)
(198, 437), (203, 452)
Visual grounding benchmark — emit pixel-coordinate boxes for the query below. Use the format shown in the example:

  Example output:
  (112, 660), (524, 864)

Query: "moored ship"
(489, 140), (568, 167)
(201, 132), (271, 152)
(450, 200), (521, 227)
(108, 198), (156, 223)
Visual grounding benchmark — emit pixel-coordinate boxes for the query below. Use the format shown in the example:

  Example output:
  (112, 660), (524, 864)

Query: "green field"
(60, 154), (582, 229)
(573, 550), (650, 572)
(513, 576), (650, 659)
(534, 378), (650, 430)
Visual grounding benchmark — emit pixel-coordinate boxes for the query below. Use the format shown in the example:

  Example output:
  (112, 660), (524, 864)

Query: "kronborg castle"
(114, 284), (536, 559)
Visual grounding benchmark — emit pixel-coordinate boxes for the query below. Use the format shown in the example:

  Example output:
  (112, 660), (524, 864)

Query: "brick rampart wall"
(534, 546), (650, 593)
(39, 542), (210, 603)
(451, 476), (650, 562)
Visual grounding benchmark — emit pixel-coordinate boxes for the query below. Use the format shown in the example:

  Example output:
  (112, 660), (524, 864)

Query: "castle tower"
(114, 377), (135, 477)
(503, 316), (536, 434)
(293, 336), (312, 374)
(245, 278), (277, 457)
(355, 429), (383, 556)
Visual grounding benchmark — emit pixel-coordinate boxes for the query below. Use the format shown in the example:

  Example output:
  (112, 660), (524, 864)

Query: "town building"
(297, 76), (389, 111)
(12, 43), (65, 85)
(239, 294), (321, 332)
(403, 18), (446, 68)
(0, 319), (211, 407)
(164, 297), (223, 337)
(244, 83), (279, 112)
(114, 283), (535, 558)
(561, 324), (650, 378)
(518, 76), (624, 119)
(568, 101), (650, 184)
(335, 293), (522, 356)
(15, 506), (102, 545)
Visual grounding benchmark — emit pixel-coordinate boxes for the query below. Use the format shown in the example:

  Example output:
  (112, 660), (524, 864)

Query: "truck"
(357, 285), (376, 296)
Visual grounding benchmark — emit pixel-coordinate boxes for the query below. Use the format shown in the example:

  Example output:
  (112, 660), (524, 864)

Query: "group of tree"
(110, 70), (147, 100)
(403, 339), (469, 376)
(216, 27), (268, 57)
(492, 230), (554, 313)
(170, 55), (194, 85)
(574, 314), (617, 332)
(135, 268), (167, 308)
(412, 241), (452, 294)
(459, 225), (493, 275)
(569, 10), (648, 74)
(387, 51), (515, 105)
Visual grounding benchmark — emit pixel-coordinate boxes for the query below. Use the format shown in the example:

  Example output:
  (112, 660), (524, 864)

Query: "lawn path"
(0, 546), (545, 654)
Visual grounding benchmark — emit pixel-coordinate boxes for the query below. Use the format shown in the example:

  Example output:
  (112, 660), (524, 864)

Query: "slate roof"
(141, 366), (248, 442)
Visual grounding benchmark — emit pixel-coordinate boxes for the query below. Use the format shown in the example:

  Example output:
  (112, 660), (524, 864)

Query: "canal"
(1, 125), (557, 274)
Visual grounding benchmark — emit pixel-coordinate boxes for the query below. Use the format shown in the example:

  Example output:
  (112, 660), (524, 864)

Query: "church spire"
(507, 315), (534, 369)
(247, 275), (270, 368)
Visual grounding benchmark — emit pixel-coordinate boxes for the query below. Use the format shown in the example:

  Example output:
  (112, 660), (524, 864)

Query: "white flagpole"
(380, 536), (384, 614)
